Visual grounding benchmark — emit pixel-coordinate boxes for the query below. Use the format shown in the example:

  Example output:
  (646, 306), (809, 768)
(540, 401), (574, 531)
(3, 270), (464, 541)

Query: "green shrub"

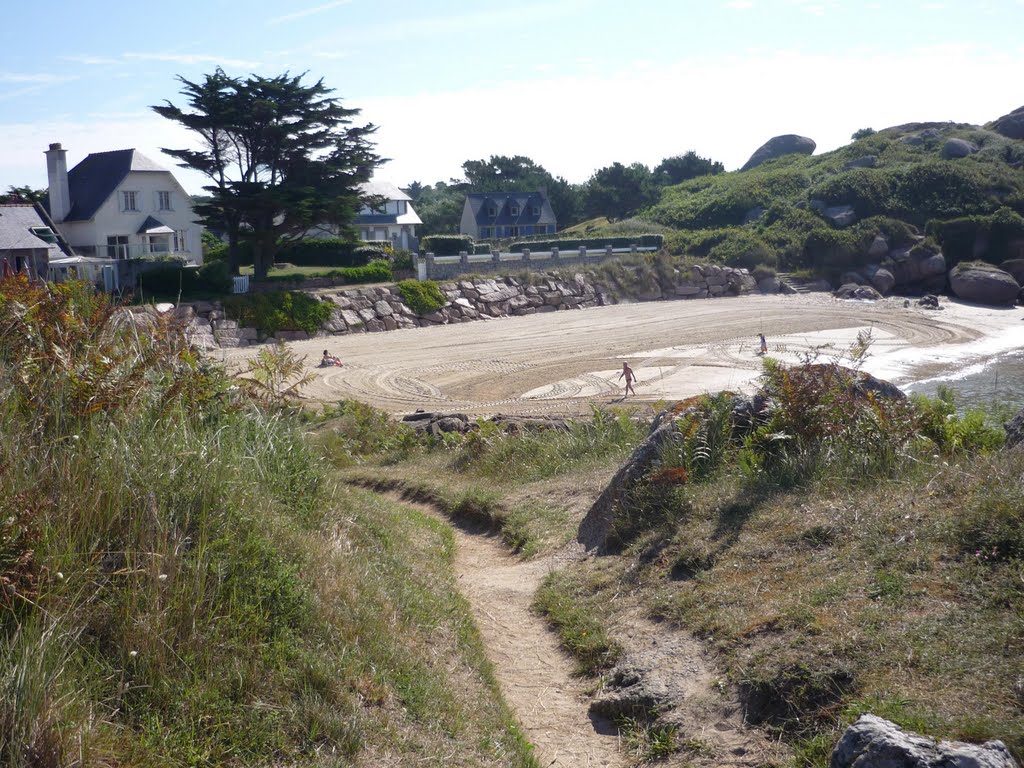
(391, 249), (414, 271)
(197, 259), (232, 293)
(397, 279), (446, 315)
(353, 243), (393, 262)
(707, 230), (776, 269)
(804, 228), (861, 272)
(810, 169), (892, 218)
(137, 261), (232, 298)
(421, 235), (474, 256)
(223, 291), (333, 335)
(926, 207), (1024, 265)
(473, 242), (493, 255)
(911, 387), (1005, 454)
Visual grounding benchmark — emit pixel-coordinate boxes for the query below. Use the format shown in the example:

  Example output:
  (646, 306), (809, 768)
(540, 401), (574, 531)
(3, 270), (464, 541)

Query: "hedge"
(421, 235), (474, 256)
(507, 234), (664, 253)
(223, 291), (333, 335)
(275, 238), (393, 267)
(473, 242), (493, 255)
(261, 259), (393, 285)
(136, 260), (232, 297)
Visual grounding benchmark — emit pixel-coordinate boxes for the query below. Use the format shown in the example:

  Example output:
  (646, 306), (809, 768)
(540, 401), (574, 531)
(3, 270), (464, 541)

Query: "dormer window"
(487, 206), (497, 217)
(157, 191), (172, 211)
(29, 226), (56, 244)
(510, 205), (520, 216)
(532, 206), (541, 216)
(122, 191), (139, 212)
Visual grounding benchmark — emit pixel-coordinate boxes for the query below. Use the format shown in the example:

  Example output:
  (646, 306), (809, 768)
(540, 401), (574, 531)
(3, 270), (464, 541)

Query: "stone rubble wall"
(175, 264), (769, 350)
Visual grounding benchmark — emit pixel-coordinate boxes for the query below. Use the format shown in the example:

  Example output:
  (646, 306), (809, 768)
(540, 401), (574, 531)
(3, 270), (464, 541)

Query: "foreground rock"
(741, 134), (816, 171)
(949, 264), (1021, 306)
(834, 283), (882, 301)
(1005, 406), (1024, 450)
(830, 714), (1019, 768)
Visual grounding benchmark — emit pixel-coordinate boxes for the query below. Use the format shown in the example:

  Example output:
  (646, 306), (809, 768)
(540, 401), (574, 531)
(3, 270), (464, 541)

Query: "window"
(487, 206), (497, 217)
(173, 230), (189, 252)
(107, 235), (129, 259)
(30, 226), (57, 244)
(507, 226), (520, 237)
(510, 205), (520, 216)
(157, 191), (172, 210)
(532, 206), (541, 216)
(148, 235), (170, 254)
(397, 200), (407, 215)
(479, 227), (491, 239)
(122, 191), (139, 212)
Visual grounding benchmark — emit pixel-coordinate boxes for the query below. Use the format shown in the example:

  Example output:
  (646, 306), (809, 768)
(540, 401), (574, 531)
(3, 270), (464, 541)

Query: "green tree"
(851, 127), (876, 140)
(1, 185), (46, 204)
(583, 162), (657, 221)
(153, 69), (383, 279)
(652, 151), (724, 186)
(460, 155), (584, 229)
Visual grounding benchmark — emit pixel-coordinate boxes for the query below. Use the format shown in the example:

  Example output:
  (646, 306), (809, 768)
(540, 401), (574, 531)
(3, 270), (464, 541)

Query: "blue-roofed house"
(44, 143), (203, 264)
(460, 191), (557, 241)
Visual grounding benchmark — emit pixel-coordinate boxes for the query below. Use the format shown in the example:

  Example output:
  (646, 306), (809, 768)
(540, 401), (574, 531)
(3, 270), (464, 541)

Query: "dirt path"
(389, 493), (626, 767)
(223, 294), (1023, 416)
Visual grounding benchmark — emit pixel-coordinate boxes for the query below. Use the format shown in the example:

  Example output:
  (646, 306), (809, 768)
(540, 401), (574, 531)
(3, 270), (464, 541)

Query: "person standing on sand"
(618, 361), (636, 398)
(759, 333), (768, 355)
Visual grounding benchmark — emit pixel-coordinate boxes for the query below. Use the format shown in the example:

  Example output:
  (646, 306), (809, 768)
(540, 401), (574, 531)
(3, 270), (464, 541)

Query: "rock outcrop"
(992, 105), (1024, 140)
(830, 714), (1019, 768)
(949, 264), (1021, 306)
(943, 138), (978, 159)
(834, 283), (882, 301)
(741, 134), (816, 171)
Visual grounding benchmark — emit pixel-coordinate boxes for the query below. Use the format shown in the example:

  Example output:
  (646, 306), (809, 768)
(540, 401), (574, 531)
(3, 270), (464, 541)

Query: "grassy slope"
(311, 387), (1023, 768)
(0, 280), (534, 767)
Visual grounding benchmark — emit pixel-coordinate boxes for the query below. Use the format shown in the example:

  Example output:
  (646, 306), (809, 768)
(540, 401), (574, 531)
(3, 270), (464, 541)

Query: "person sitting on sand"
(321, 350), (343, 368)
(618, 361), (636, 398)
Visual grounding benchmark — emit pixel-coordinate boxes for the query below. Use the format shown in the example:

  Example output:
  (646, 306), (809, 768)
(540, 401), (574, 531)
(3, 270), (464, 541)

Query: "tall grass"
(0, 277), (535, 766)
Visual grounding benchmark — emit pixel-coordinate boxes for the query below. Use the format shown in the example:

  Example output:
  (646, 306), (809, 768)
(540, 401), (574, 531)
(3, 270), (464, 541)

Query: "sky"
(2, 0), (1023, 195)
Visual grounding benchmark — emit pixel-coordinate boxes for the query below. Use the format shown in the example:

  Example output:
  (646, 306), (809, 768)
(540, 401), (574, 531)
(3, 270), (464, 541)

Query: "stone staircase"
(775, 272), (827, 294)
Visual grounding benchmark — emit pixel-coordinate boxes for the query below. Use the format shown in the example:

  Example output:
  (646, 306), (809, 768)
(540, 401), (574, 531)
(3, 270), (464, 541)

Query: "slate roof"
(464, 192), (556, 226)
(0, 204), (63, 255)
(54, 149), (171, 222)
(137, 215), (173, 234)
(359, 180), (411, 201)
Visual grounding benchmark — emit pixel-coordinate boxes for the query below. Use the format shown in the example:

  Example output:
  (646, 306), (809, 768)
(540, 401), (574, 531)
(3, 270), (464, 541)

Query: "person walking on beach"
(618, 361), (636, 398)
(759, 333), (768, 355)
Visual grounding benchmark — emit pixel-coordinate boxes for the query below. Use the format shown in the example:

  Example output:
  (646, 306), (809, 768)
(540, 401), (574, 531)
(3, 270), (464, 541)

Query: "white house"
(44, 143), (203, 265)
(354, 181), (421, 250)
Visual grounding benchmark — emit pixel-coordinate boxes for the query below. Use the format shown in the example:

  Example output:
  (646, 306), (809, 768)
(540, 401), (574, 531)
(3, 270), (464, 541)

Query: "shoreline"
(221, 293), (1024, 416)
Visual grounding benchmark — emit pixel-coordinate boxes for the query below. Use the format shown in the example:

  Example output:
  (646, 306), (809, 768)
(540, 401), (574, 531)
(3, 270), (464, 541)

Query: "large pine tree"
(153, 69), (383, 279)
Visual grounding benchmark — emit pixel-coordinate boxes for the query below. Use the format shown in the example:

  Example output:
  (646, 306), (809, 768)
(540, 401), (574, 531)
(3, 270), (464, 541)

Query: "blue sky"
(2, 0), (1023, 193)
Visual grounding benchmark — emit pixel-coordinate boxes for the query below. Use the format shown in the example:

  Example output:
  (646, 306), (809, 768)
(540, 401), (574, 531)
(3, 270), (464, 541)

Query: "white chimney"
(45, 142), (70, 223)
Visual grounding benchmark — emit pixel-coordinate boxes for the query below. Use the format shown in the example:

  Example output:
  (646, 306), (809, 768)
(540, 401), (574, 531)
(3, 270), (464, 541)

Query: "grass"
(0, 277), (536, 767)
(532, 571), (623, 676)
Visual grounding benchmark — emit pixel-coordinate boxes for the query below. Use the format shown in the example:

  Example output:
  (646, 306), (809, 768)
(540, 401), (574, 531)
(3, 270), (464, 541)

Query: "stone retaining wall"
(420, 245), (657, 281)
(177, 263), (768, 350)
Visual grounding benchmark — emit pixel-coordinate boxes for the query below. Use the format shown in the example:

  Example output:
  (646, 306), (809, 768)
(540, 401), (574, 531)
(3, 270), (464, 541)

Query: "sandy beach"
(220, 293), (1024, 416)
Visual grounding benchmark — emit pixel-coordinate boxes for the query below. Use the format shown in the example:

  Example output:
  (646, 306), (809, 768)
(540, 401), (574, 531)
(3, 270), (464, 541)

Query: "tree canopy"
(153, 68), (383, 279)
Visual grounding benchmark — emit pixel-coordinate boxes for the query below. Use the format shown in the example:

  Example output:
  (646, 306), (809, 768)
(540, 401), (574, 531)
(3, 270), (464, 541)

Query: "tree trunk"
(253, 231), (277, 281)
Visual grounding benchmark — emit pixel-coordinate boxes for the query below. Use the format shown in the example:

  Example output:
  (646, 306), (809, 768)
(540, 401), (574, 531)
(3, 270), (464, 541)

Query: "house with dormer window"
(43, 143), (203, 264)
(460, 191), (556, 240)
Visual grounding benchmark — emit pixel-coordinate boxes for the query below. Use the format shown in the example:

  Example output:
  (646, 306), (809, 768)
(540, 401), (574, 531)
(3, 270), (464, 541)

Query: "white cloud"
(0, 72), (75, 84)
(123, 52), (262, 69)
(60, 55), (119, 66)
(355, 44), (1024, 185)
(267, 0), (354, 25)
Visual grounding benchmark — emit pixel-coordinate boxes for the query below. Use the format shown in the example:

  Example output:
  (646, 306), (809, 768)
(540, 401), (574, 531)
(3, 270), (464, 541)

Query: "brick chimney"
(45, 142), (70, 222)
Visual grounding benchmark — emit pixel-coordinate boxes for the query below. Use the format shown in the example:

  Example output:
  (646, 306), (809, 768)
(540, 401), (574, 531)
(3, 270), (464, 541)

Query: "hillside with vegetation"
(568, 112), (1024, 285)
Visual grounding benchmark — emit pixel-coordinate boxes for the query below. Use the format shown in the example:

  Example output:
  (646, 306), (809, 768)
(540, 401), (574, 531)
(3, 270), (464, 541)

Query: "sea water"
(903, 348), (1024, 414)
